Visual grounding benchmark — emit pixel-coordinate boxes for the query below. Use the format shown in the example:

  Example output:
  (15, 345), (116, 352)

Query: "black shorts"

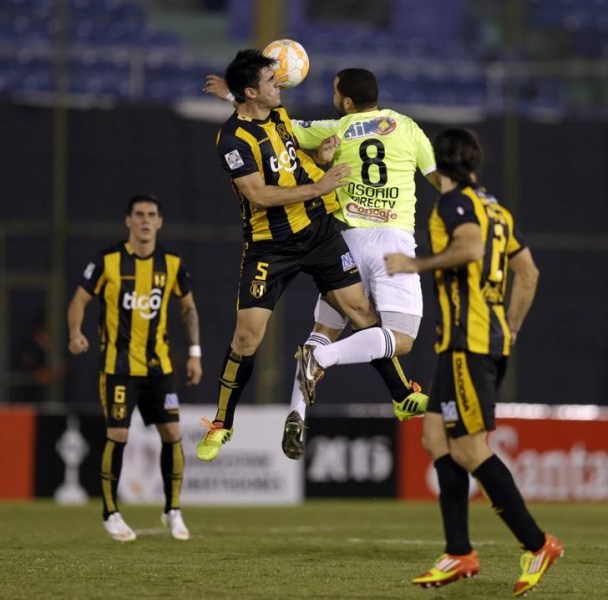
(426, 350), (507, 438)
(238, 213), (361, 310)
(99, 373), (180, 427)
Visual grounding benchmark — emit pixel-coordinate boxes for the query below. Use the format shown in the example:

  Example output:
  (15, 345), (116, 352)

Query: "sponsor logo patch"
(83, 262), (95, 279)
(344, 116), (397, 141)
(341, 252), (356, 272)
(164, 393), (179, 410)
(441, 401), (459, 422)
(225, 149), (244, 170)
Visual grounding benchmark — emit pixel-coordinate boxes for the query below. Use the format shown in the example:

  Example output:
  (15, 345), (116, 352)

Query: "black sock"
(369, 356), (412, 400)
(435, 454), (473, 555)
(161, 440), (184, 514)
(101, 438), (125, 520)
(473, 454), (545, 552)
(215, 347), (255, 429)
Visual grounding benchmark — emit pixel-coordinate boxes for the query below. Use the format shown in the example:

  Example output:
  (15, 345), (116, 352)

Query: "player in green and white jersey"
(204, 69), (439, 460)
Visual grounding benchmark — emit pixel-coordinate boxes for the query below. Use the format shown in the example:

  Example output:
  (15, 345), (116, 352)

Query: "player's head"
(334, 68), (379, 115)
(433, 128), (483, 185)
(127, 193), (162, 216)
(125, 194), (163, 245)
(225, 49), (279, 104)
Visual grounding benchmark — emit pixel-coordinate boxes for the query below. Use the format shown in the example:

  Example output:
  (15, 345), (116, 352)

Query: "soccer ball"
(263, 39), (309, 89)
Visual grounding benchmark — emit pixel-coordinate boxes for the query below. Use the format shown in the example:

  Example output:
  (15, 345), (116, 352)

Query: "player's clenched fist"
(69, 333), (89, 355)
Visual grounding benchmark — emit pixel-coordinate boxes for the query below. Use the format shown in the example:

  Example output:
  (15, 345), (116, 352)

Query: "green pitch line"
(0, 500), (606, 599)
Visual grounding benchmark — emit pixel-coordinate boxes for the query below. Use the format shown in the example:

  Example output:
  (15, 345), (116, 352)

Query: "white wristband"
(225, 92), (235, 102)
(188, 345), (202, 358)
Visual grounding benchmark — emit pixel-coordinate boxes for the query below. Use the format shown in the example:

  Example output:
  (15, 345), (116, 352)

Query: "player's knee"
(392, 331), (414, 355)
(232, 328), (263, 355)
(450, 446), (478, 473)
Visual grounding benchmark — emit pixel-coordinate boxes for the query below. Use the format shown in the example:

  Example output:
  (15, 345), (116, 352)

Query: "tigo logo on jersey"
(225, 149), (244, 170)
(122, 288), (163, 320)
(164, 393), (179, 410)
(340, 252), (356, 272)
(270, 140), (298, 173)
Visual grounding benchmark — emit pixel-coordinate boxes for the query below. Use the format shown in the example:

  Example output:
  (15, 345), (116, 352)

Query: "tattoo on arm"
(181, 306), (200, 346)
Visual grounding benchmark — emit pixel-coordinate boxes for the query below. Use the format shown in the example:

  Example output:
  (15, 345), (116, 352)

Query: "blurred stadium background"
(1, 0), (607, 504)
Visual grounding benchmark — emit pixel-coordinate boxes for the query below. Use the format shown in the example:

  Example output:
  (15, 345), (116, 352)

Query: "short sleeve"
(413, 122), (437, 176)
(217, 131), (259, 179)
(79, 253), (105, 296)
(292, 119), (339, 150)
(173, 259), (193, 297)
(507, 225), (527, 257)
(437, 190), (479, 235)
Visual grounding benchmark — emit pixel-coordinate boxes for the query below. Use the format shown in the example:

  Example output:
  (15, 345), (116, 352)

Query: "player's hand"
(185, 357), (203, 386)
(68, 333), (89, 355)
(317, 163), (351, 194)
(204, 74), (230, 100)
(315, 135), (341, 165)
(384, 253), (418, 275)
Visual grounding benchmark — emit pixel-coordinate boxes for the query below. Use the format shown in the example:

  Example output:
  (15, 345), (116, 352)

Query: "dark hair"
(433, 128), (483, 186)
(225, 49), (277, 104)
(335, 68), (378, 110)
(127, 194), (162, 215)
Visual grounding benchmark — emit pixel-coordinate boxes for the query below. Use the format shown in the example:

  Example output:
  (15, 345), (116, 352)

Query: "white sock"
(314, 327), (395, 369)
(290, 332), (331, 417)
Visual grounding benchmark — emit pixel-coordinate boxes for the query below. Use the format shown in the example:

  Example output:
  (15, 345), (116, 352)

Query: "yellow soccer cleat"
(412, 550), (479, 588)
(513, 534), (564, 597)
(196, 418), (233, 462)
(393, 385), (428, 421)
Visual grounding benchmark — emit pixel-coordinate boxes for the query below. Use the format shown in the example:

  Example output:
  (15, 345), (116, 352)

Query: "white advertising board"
(120, 405), (303, 505)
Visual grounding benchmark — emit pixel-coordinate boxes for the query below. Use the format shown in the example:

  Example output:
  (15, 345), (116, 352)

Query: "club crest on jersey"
(276, 122), (290, 141)
(112, 405), (127, 421)
(440, 401), (459, 422)
(341, 252), (356, 272)
(225, 149), (244, 170)
(153, 272), (166, 287)
(344, 116), (397, 140)
(250, 279), (267, 298)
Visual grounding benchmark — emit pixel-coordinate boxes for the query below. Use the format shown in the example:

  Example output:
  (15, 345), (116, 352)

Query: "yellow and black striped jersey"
(216, 106), (339, 242)
(429, 185), (526, 356)
(79, 241), (191, 376)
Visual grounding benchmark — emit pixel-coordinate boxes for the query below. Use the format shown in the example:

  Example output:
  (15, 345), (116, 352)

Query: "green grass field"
(1, 500), (606, 599)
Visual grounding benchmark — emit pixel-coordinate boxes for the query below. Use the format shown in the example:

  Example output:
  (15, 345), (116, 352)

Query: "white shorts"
(343, 227), (423, 316)
(314, 227), (423, 332)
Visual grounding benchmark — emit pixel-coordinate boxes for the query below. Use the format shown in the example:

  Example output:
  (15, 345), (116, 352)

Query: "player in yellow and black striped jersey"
(429, 182), (525, 357)
(67, 194), (202, 542)
(197, 49), (388, 462)
(218, 104), (339, 242)
(385, 129), (562, 595)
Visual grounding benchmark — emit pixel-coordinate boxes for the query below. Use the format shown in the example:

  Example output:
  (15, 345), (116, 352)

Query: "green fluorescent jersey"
(293, 109), (436, 230)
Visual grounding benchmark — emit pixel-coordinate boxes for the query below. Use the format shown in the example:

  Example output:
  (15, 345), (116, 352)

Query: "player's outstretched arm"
(234, 164), (351, 208)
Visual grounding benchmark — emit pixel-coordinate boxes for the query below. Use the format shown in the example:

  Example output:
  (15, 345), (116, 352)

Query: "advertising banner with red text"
(398, 409), (608, 501)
